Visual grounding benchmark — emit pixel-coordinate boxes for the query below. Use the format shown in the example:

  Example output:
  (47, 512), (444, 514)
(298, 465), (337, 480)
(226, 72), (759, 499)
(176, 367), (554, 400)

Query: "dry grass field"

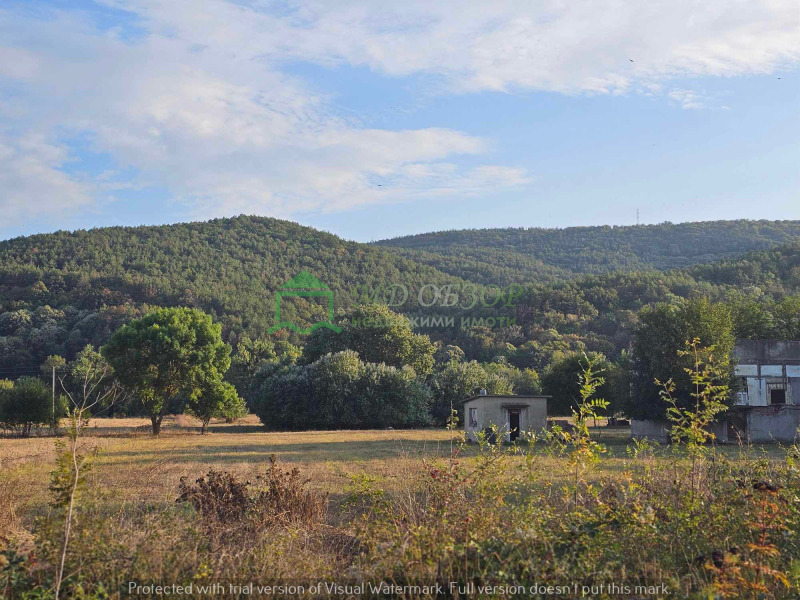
(0, 415), (641, 520)
(1, 416), (456, 531)
(1, 416), (797, 598)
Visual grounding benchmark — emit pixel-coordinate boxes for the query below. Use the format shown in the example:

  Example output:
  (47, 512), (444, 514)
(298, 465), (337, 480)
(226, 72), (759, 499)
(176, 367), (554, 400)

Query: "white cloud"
(0, 0), (798, 226)
(0, 133), (95, 224)
(116, 0), (800, 94)
(668, 88), (710, 110)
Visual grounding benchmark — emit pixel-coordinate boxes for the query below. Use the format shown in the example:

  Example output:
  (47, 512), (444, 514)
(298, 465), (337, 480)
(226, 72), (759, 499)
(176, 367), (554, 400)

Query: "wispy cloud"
(0, 0), (797, 227)
(668, 89), (710, 110)
(0, 133), (96, 225)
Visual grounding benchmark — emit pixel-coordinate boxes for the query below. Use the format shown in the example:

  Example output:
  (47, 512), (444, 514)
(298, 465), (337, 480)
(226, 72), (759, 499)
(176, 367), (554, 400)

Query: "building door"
(508, 410), (520, 442)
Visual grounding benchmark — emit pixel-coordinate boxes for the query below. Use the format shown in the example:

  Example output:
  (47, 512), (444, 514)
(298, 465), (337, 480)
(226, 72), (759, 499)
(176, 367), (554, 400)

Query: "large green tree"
(102, 307), (231, 435)
(541, 352), (614, 417)
(302, 305), (435, 376)
(630, 298), (735, 420)
(428, 360), (514, 425)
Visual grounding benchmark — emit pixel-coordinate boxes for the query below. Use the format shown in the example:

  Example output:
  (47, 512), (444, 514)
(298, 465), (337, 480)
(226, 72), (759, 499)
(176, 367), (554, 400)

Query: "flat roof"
(461, 394), (551, 404)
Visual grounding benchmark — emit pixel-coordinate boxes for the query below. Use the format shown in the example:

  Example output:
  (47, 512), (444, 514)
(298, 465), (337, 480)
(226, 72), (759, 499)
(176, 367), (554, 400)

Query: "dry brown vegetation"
(1, 417), (797, 599)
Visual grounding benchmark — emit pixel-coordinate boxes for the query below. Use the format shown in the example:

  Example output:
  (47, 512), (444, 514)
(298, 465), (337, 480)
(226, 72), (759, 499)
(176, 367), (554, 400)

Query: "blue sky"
(0, 1), (798, 242)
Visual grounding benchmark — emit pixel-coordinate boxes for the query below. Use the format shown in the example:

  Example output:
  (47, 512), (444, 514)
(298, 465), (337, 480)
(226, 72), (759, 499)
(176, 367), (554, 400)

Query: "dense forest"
(0, 216), (468, 370)
(376, 220), (800, 284)
(2, 216), (800, 400)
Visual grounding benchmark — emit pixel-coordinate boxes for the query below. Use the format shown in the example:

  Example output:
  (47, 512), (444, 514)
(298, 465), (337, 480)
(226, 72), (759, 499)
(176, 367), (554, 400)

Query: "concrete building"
(631, 418), (729, 443)
(632, 340), (800, 443)
(463, 392), (549, 443)
(728, 339), (800, 442)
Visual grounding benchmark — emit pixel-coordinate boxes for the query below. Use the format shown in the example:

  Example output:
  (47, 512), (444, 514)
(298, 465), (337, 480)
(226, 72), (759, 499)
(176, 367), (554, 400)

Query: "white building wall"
(463, 396), (547, 442)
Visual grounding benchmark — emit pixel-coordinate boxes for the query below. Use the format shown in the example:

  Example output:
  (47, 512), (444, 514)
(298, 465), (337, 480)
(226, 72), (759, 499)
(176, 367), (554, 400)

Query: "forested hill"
(376, 220), (800, 284)
(689, 241), (800, 292)
(3, 215), (800, 374)
(0, 216), (467, 360)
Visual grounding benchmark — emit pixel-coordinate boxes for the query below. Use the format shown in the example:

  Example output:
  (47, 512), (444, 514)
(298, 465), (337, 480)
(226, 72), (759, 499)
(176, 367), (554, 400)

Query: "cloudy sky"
(0, 0), (798, 241)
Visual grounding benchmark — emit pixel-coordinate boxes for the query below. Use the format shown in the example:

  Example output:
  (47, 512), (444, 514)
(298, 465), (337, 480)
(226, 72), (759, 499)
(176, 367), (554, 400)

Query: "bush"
(255, 351), (431, 430)
(0, 377), (55, 436)
(177, 455), (326, 530)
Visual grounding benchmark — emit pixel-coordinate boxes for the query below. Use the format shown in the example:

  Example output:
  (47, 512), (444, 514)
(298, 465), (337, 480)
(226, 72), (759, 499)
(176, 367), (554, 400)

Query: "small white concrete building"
(463, 392), (549, 442)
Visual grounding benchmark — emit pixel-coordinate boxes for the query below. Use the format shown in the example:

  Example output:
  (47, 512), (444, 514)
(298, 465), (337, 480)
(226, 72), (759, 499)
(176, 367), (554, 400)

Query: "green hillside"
(2, 216), (800, 376)
(0, 216), (467, 368)
(376, 220), (800, 283)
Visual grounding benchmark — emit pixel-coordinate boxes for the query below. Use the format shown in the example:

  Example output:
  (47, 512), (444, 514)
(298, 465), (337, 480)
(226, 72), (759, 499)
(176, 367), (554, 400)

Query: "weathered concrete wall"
(734, 340), (800, 363)
(631, 419), (729, 443)
(735, 372), (798, 406)
(746, 406), (800, 442)
(464, 396), (547, 442)
(631, 420), (671, 443)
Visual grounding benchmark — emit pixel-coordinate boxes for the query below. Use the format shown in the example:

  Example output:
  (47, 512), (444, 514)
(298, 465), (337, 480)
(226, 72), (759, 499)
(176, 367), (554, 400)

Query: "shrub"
(177, 470), (251, 524)
(177, 455), (326, 531)
(255, 351), (430, 430)
(253, 455), (328, 528)
(0, 377), (54, 436)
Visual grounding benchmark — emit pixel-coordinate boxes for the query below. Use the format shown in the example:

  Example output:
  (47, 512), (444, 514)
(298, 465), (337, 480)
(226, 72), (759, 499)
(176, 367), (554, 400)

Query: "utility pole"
(52, 365), (56, 421)
(636, 208), (640, 226)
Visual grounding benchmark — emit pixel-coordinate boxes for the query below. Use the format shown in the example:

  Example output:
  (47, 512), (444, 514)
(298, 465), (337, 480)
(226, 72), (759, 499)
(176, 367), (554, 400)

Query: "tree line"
(0, 293), (758, 436)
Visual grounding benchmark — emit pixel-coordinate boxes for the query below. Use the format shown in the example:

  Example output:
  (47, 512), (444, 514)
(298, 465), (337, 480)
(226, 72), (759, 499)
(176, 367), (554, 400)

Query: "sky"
(0, 1), (798, 243)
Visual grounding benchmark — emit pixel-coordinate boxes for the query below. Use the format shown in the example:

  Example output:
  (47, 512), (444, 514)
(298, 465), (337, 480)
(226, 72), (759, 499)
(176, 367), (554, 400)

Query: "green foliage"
(226, 335), (278, 396)
(3, 217), (800, 398)
(433, 343), (465, 366)
(58, 345), (123, 422)
(541, 351), (614, 416)
(0, 376), (54, 436)
(0, 215), (467, 354)
(379, 220), (800, 283)
(631, 297), (735, 420)
(428, 360), (513, 425)
(254, 350), (431, 430)
(186, 379), (245, 433)
(302, 304), (435, 376)
(40, 354), (66, 376)
(102, 307), (231, 434)
(544, 354), (609, 508)
(659, 339), (731, 450)
(4, 217), (800, 427)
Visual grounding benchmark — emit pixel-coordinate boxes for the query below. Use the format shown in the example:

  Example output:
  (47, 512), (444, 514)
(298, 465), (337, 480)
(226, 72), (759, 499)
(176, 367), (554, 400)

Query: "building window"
(469, 408), (478, 428)
(771, 388), (787, 405)
(767, 379), (787, 405)
(737, 377), (750, 405)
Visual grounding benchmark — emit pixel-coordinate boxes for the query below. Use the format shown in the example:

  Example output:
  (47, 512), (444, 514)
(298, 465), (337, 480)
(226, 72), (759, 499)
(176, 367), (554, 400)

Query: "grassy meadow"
(1, 417), (798, 599)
